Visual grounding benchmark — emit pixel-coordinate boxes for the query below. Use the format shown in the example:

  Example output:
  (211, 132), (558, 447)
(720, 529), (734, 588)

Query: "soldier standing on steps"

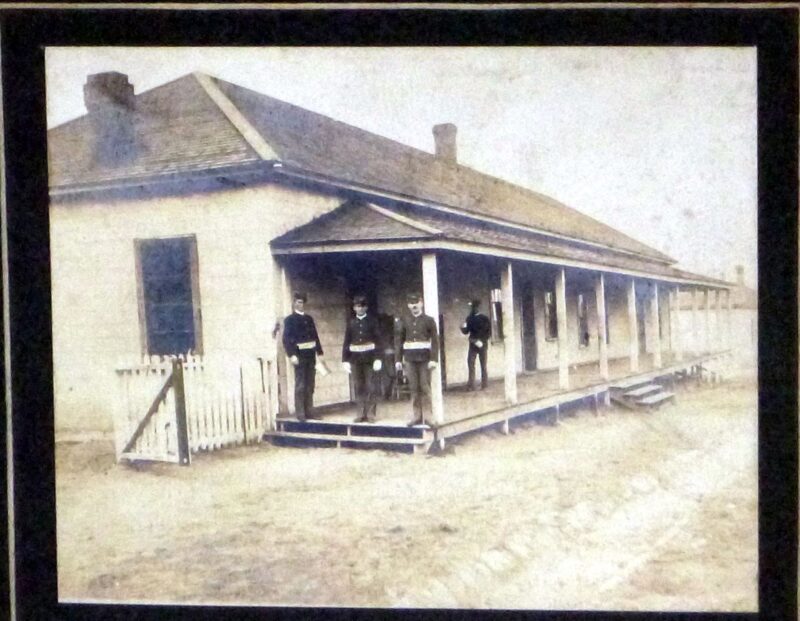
(342, 295), (383, 423)
(282, 291), (324, 421)
(394, 292), (439, 427)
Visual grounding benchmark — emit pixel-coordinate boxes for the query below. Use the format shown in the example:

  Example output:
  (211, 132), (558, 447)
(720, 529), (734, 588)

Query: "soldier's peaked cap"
(352, 295), (367, 305)
(293, 291), (307, 302)
(406, 292), (422, 303)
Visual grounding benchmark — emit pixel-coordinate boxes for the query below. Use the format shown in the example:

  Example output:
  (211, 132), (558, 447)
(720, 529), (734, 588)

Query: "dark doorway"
(521, 288), (537, 371)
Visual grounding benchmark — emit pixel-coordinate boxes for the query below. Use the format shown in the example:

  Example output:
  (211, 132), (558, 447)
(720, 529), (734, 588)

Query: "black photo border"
(3, 5), (797, 621)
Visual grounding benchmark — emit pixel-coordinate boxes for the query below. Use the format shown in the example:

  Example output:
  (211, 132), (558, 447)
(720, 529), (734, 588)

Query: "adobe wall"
(50, 181), (339, 434)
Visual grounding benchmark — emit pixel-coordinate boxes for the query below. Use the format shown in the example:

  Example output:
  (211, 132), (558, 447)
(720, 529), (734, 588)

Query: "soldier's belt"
(349, 342), (376, 352)
(403, 340), (432, 350)
(297, 341), (317, 350)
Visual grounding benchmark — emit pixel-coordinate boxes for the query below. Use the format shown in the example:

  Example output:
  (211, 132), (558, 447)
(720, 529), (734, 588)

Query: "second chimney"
(433, 123), (457, 163)
(83, 71), (137, 165)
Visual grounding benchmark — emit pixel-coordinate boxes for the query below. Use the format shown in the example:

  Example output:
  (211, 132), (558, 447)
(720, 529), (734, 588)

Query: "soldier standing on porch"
(394, 292), (439, 427)
(282, 291), (324, 421)
(341, 295), (383, 423)
(461, 298), (491, 390)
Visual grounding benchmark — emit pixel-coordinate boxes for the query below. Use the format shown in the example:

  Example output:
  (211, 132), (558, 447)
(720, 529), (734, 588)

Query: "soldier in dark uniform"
(394, 292), (440, 427)
(282, 291), (324, 421)
(461, 298), (492, 390)
(341, 295), (383, 423)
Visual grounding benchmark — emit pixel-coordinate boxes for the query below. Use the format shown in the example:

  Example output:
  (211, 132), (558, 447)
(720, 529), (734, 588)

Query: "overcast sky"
(46, 46), (757, 286)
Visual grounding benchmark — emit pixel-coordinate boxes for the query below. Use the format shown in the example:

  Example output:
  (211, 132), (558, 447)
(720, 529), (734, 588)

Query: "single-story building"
(48, 71), (734, 458)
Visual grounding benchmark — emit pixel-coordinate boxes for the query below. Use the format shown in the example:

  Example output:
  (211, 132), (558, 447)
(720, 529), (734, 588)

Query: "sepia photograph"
(45, 44), (759, 611)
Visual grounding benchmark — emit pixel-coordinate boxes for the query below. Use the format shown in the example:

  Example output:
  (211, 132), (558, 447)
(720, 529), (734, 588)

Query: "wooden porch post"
(556, 267), (569, 389)
(279, 263), (294, 415)
(627, 278), (639, 373)
(501, 261), (518, 404)
(691, 288), (699, 355)
(266, 256), (283, 427)
(715, 289), (724, 353)
(595, 273), (609, 381)
(422, 252), (445, 424)
(651, 282), (662, 369)
(704, 288), (711, 354)
(673, 286), (684, 361)
(726, 288), (733, 351)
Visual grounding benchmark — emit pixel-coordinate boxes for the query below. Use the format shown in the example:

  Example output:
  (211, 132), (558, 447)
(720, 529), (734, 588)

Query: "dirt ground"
(56, 374), (758, 611)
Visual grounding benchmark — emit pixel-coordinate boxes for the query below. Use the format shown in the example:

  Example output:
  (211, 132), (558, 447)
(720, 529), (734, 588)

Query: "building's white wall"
(605, 282), (632, 360)
(437, 254), (502, 387)
(51, 182), (340, 434)
(528, 272), (601, 371)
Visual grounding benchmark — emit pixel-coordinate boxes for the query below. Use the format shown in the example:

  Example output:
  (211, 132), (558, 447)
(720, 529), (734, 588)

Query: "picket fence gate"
(114, 353), (276, 464)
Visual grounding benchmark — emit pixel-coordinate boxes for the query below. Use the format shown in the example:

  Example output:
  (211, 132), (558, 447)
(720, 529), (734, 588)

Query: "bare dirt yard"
(56, 375), (757, 611)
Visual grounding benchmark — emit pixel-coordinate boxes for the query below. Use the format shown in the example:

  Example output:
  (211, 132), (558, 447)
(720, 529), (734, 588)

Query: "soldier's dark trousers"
(352, 361), (378, 421)
(404, 360), (431, 423)
(294, 356), (316, 420)
(467, 344), (488, 390)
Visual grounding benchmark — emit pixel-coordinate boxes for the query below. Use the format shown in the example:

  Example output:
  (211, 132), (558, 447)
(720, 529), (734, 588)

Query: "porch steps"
(609, 379), (676, 411)
(265, 418), (432, 453)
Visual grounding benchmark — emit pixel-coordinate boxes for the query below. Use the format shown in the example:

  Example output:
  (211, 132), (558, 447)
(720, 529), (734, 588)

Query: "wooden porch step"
(624, 384), (662, 398)
(637, 391), (675, 407)
(609, 376), (653, 390)
(264, 430), (428, 445)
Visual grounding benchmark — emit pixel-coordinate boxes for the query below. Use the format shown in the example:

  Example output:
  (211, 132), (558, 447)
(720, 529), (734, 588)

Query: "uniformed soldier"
(394, 292), (440, 427)
(461, 298), (492, 390)
(341, 295), (383, 423)
(282, 291), (324, 421)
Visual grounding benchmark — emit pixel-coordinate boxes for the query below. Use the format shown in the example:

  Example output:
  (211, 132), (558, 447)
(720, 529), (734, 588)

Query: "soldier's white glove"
(427, 361), (438, 370)
(290, 355), (299, 366)
(342, 362), (352, 374)
(395, 361), (403, 372)
(372, 359), (382, 372)
(461, 322), (468, 330)
(475, 340), (483, 348)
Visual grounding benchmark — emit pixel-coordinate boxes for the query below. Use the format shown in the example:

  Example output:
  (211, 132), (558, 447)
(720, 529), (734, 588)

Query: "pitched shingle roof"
(48, 75), (260, 187)
(49, 71), (672, 264)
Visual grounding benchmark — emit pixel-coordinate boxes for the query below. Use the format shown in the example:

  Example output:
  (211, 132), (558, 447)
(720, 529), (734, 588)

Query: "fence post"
(172, 358), (191, 465)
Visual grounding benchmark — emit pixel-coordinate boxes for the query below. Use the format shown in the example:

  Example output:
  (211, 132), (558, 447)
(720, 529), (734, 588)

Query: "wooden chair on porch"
(392, 369), (412, 401)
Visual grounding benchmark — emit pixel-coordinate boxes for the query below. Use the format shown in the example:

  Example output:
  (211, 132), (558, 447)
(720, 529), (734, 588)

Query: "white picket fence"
(114, 353), (276, 463)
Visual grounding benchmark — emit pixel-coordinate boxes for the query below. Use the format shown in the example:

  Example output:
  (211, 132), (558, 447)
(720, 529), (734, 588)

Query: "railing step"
(265, 430), (428, 445)
(624, 384), (662, 398)
(637, 391), (676, 406)
(609, 376), (652, 390)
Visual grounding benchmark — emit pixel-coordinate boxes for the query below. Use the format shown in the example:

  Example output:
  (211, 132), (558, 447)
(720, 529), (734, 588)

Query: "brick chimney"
(432, 123), (457, 163)
(83, 72), (137, 165)
(735, 264), (745, 286)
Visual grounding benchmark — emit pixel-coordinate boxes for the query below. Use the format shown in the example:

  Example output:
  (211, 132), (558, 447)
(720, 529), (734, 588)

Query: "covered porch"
(269, 350), (728, 452)
(268, 199), (735, 451)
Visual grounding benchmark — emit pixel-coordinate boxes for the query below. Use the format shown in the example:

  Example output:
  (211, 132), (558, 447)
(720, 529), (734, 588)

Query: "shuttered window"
(577, 293), (590, 347)
(544, 290), (558, 340)
(135, 236), (202, 356)
(490, 287), (504, 341)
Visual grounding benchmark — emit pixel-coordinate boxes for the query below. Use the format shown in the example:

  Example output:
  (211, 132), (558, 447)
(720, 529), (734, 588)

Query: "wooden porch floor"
(292, 350), (722, 431)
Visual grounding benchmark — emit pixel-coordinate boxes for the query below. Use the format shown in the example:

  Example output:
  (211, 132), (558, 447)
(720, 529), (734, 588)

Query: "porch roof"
(271, 201), (730, 289)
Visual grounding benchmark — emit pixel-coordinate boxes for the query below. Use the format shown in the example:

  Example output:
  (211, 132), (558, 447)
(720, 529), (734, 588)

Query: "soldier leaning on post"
(341, 295), (383, 423)
(282, 291), (324, 421)
(461, 298), (492, 391)
(394, 292), (439, 427)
